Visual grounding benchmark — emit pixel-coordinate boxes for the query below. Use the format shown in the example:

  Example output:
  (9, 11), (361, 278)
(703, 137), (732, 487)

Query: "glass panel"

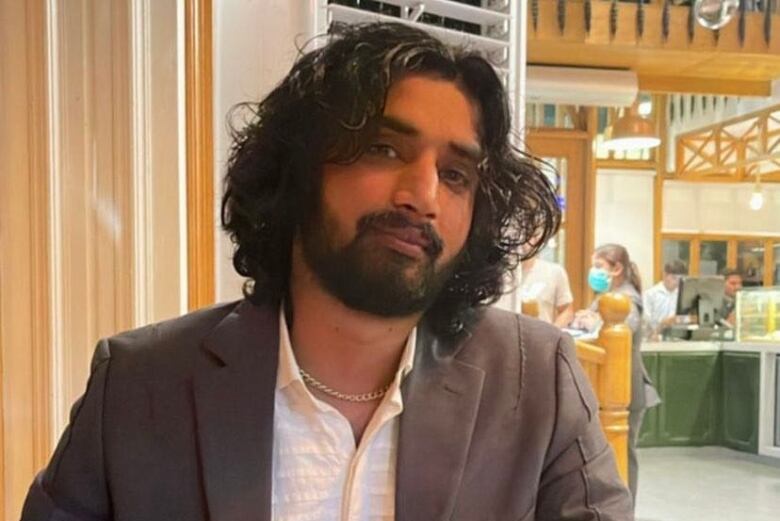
(662, 240), (691, 275)
(737, 240), (765, 287)
(538, 157), (567, 225)
(543, 105), (556, 127)
(699, 240), (727, 276)
(775, 355), (780, 447)
(774, 242), (780, 285)
(539, 229), (565, 267)
(536, 157), (567, 267)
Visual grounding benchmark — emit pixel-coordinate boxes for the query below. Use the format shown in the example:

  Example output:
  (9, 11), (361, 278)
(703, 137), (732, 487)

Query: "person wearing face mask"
(573, 243), (661, 508)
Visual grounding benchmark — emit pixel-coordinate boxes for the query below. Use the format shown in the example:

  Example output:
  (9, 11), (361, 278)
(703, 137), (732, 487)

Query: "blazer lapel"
(396, 328), (485, 521)
(193, 300), (279, 521)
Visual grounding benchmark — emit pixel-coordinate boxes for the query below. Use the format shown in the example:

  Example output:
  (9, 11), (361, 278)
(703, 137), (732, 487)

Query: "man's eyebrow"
(450, 142), (483, 163)
(379, 115), (483, 162)
(379, 115), (419, 136)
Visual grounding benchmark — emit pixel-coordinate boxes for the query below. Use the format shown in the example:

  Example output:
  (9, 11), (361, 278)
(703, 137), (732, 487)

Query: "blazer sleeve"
(535, 334), (634, 521)
(21, 340), (113, 521)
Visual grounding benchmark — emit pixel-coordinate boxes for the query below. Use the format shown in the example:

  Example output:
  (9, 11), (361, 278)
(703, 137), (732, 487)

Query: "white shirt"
(271, 309), (416, 521)
(519, 259), (573, 323)
(643, 282), (678, 336)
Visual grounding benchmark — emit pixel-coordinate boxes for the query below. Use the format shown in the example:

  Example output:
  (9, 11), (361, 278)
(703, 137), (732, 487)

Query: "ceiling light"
(749, 178), (764, 211)
(638, 100), (653, 117)
(603, 102), (661, 151)
(694, 0), (739, 30)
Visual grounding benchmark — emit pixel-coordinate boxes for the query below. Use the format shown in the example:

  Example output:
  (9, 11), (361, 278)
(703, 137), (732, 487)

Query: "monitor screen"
(676, 276), (726, 327)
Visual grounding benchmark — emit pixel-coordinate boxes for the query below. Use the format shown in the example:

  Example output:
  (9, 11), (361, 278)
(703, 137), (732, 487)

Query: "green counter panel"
(637, 349), (760, 453)
(721, 352), (760, 453)
(638, 353), (659, 446)
(656, 352), (721, 445)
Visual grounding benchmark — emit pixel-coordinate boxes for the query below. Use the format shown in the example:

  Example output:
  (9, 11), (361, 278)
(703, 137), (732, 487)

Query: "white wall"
(595, 169), (656, 289)
(592, 174), (780, 294)
(213, 0), (312, 301)
(664, 181), (780, 235)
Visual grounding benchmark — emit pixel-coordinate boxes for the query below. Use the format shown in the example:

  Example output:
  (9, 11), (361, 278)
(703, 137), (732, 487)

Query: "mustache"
(356, 211), (444, 258)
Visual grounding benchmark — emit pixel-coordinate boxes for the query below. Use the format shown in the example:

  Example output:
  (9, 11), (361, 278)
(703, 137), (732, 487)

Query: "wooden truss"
(676, 105), (780, 182)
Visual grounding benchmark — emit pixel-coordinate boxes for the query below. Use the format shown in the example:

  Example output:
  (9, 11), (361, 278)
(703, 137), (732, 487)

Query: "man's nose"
(391, 152), (440, 220)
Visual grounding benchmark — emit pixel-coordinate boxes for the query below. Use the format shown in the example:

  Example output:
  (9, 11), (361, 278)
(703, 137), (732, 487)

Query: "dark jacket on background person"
(21, 299), (633, 521)
(614, 282), (661, 411)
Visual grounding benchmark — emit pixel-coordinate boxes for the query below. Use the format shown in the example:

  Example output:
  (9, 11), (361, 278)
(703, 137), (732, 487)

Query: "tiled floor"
(635, 447), (780, 521)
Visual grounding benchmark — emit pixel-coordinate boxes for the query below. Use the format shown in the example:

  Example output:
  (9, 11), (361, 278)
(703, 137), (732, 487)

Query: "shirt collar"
(276, 306), (417, 392)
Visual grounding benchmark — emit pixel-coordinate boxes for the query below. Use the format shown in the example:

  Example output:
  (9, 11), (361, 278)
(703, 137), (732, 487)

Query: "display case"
(736, 286), (780, 342)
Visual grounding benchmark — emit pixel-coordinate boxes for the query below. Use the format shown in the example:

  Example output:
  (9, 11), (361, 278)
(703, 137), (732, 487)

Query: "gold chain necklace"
(298, 368), (391, 403)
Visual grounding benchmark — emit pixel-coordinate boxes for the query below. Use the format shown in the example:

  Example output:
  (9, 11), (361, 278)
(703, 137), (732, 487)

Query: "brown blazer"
(21, 300), (632, 521)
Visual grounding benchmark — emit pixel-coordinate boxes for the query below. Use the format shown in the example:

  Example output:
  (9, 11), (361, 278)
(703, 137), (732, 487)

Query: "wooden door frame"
(0, 0), (52, 517)
(526, 129), (595, 309)
(185, 0), (215, 310)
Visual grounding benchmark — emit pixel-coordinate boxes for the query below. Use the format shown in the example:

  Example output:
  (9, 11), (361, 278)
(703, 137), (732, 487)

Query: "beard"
(299, 207), (463, 317)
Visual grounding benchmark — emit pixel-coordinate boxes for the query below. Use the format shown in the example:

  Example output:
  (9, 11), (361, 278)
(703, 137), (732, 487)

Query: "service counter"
(640, 340), (780, 461)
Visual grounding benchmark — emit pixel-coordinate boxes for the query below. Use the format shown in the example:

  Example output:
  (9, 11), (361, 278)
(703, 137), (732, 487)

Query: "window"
(737, 240), (765, 287)
(659, 234), (779, 286)
(699, 240), (727, 276)
(662, 239), (691, 274)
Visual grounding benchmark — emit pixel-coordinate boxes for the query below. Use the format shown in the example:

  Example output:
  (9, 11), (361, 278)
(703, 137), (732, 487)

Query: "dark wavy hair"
(221, 22), (560, 335)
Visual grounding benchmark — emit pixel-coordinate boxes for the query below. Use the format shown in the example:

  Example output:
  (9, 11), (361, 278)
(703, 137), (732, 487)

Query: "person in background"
(519, 251), (574, 327)
(721, 268), (744, 325)
(572, 243), (661, 507)
(643, 260), (687, 341)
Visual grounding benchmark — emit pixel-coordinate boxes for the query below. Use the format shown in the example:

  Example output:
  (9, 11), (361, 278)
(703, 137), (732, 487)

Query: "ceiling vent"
(526, 66), (639, 107)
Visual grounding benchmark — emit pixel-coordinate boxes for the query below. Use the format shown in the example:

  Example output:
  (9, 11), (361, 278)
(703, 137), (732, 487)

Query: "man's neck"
(287, 250), (419, 396)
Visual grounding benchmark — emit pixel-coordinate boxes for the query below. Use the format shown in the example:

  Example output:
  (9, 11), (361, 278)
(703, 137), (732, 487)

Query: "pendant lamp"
(603, 101), (661, 152)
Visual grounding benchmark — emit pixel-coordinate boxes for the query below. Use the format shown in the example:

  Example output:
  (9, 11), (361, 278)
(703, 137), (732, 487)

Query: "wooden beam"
(638, 75), (773, 97)
(596, 159), (657, 170)
(764, 239), (774, 286)
(727, 239), (738, 269)
(584, 107), (598, 307)
(185, 0), (215, 310)
(690, 237), (701, 276)
(654, 95), (668, 283)
(528, 2), (780, 90)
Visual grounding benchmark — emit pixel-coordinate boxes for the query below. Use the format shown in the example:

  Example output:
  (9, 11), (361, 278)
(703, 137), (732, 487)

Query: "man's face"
(298, 75), (481, 317)
(724, 274), (743, 297)
(663, 273), (681, 291)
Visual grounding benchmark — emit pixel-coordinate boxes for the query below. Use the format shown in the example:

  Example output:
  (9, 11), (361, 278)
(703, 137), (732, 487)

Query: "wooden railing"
(528, 0), (780, 96)
(575, 293), (632, 483)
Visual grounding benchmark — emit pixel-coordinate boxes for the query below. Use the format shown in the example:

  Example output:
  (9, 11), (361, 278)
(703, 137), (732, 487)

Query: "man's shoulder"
(100, 300), (247, 366)
(467, 306), (568, 360)
(645, 282), (667, 297)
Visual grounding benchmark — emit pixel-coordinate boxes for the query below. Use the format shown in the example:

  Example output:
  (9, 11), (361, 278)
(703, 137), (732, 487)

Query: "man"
(519, 254), (574, 327)
(721, 268), (744, 325)
(22, 23), (632, 521)
(643, 260), (687, 340)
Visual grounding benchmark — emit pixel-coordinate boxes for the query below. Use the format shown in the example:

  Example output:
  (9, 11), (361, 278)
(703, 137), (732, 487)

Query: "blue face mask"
(588, 267), (611, 293)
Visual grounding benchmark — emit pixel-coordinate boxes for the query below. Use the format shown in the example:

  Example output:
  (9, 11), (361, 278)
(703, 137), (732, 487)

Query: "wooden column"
(653, 95), (667, 282)
(185, 0), (215, 310)
(595, 292), (632, 484)
(0, 1), (52, 518)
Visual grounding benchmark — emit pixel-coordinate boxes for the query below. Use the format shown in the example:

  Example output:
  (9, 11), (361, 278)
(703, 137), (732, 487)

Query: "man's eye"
(367, 143), (399, 159)
(440, 168), (470, 187)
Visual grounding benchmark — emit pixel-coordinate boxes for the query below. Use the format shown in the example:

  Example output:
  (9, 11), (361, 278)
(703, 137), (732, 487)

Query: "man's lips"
(356, 211), (443, 258)
(371, 225), (434, 257)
